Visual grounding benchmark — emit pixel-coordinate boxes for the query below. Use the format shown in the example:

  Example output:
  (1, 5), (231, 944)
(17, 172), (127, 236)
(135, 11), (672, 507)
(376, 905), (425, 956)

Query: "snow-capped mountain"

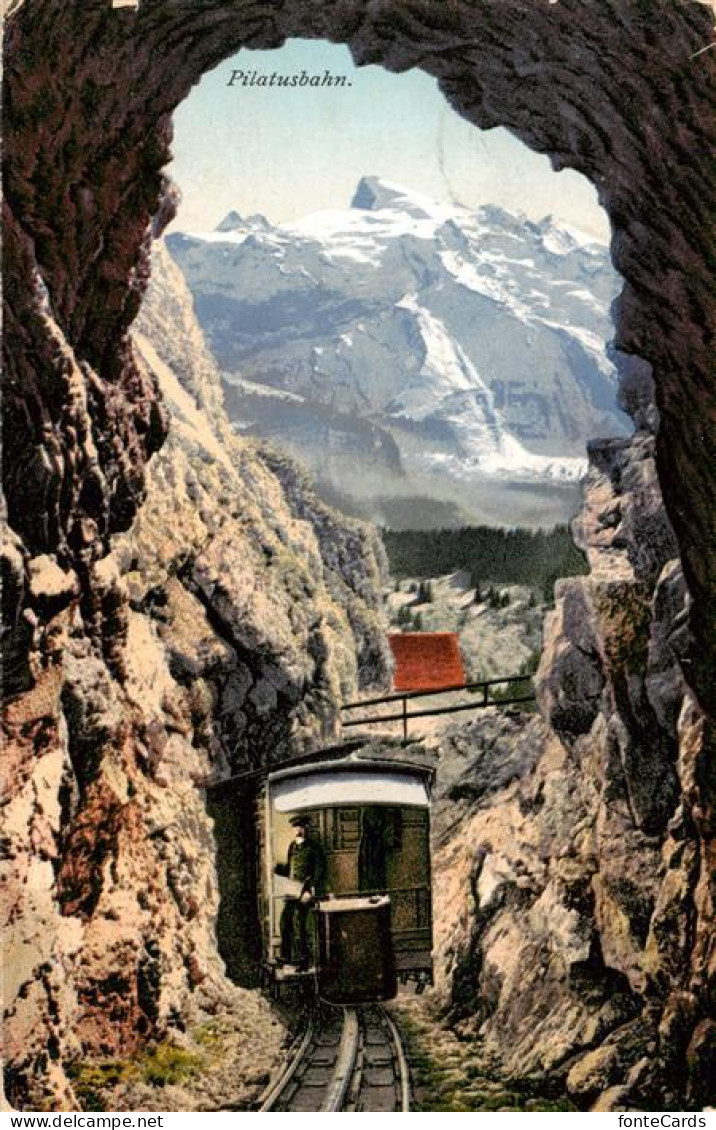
(165, 177), (630, 528)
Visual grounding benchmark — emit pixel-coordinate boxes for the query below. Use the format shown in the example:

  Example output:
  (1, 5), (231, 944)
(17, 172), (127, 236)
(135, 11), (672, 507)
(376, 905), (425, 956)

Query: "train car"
(257, 746), (435, 1003)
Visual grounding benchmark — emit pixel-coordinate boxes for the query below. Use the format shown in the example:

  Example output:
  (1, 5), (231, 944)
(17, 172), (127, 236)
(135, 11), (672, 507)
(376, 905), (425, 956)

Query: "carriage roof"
(267, 756), (433, 811)
(203, 738), (436, 800)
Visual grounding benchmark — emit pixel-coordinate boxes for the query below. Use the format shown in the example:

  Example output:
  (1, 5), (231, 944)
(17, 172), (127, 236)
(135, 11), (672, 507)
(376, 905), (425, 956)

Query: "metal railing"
(341, 675), (535, 740)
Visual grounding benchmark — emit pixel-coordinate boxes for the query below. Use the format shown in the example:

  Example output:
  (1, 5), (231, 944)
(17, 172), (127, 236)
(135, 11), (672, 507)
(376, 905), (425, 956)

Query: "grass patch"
(67, 1041), (206, 1110)
(392, 1002), (577, 1113)
(67, 1060), (138, 1111)
(192, 1019), (233, 1049)
(138, 1043), (205, 1087)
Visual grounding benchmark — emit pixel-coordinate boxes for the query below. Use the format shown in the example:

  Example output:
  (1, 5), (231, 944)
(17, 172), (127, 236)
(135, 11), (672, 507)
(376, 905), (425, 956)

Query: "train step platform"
(260, 960), (316, 999)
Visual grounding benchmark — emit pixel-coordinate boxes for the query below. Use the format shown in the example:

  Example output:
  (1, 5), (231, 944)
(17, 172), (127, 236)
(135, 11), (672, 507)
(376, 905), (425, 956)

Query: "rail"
(322, 1009), (360, 1111)
(341, 674), (535, 740)
(259, 1004), (410, 1112)
(257, 1014), (315, 1112)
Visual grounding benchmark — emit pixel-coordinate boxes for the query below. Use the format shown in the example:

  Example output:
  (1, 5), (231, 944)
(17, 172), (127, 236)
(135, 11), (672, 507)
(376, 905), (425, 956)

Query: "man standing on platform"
(277, 814), (325, 971)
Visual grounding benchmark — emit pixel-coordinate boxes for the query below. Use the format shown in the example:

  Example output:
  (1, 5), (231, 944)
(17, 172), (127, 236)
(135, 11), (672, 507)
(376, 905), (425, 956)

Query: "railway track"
(259, 1004), (411, 1112)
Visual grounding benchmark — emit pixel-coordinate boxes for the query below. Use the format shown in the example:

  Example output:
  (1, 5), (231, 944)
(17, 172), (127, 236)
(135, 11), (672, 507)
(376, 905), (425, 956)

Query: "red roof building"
(388, 632), (466, 693)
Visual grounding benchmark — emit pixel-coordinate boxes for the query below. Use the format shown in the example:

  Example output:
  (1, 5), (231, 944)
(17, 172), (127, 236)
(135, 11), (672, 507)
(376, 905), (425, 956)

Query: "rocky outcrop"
(3, 0), (714, 1113)
(432, 430), (713, 1109)
(2, 243), (390, 1109)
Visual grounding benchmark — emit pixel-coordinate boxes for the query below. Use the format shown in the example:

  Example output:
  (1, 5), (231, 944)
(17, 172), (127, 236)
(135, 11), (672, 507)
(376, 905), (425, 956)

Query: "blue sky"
(168, 39), (609, 240)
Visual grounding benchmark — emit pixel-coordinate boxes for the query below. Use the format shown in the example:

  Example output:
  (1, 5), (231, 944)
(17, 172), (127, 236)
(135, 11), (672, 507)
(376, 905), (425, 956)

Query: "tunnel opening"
(206, 783), (263, 988)
(4, 0), (715, 1110)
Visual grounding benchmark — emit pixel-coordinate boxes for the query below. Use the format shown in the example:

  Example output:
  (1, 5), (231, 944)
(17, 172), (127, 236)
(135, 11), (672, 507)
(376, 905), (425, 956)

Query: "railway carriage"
(257, 746), (435, 1002)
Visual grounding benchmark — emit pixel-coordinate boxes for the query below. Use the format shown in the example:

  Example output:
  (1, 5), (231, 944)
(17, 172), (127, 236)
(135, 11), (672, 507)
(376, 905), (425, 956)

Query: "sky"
(168, 39), (610, 241)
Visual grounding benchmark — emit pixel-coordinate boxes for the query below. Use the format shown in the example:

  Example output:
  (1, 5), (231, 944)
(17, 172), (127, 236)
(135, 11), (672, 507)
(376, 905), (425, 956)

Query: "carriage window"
(383, 808), (403, 851)
(328, 808), (361, 850)
(323, 807), (404, 853)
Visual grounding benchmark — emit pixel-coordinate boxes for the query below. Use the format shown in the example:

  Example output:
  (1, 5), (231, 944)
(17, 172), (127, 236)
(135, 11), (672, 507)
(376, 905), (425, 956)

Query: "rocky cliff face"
(431, 428), (713, 1109)
(2, 242), (390, 1108)
(3, 0), (714, 1113)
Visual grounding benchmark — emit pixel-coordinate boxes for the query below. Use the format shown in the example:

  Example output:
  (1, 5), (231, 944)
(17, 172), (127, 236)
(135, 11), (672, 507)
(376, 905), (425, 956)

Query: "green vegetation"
(542, 570), (563, 607)
(67, 1061), (138, 1112)
(193, 1019), (233, 1047)
(416, 580), (434, 604)
(396, 603), (416, 627)
(486, 585), (511, 609)
(393, 578), (435, 629)
(490, 651), (541, 709)
(393, 1006), (576, 1113)
(382, 525), (587, 590)
(67, 1041), (206, 1110)
(139, 1043), (205, 1087)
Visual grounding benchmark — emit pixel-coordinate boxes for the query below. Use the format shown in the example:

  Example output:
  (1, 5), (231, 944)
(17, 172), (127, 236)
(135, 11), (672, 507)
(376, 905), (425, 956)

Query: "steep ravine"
(3, 0), (715, 1112)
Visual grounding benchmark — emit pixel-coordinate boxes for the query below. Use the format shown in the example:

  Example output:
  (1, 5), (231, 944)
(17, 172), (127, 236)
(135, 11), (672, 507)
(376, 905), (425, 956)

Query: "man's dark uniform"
(279, 829), (325, 969)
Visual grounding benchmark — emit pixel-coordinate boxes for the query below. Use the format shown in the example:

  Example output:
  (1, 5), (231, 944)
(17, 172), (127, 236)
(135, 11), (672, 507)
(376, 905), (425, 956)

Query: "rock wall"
(2, 242), (390, 1108)
(3, 0), (715, 1112)
(432, 429), (713, 1109)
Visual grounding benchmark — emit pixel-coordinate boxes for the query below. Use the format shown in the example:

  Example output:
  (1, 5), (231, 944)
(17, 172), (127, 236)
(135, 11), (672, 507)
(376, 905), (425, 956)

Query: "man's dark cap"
(290, 815), (310, 827)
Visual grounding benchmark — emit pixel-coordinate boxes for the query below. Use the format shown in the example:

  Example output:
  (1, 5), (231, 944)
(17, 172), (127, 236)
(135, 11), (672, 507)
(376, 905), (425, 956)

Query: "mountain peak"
(216, 210), (244, 232)
(350, 176), (444, 219)
(216, 210), (270, 233)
